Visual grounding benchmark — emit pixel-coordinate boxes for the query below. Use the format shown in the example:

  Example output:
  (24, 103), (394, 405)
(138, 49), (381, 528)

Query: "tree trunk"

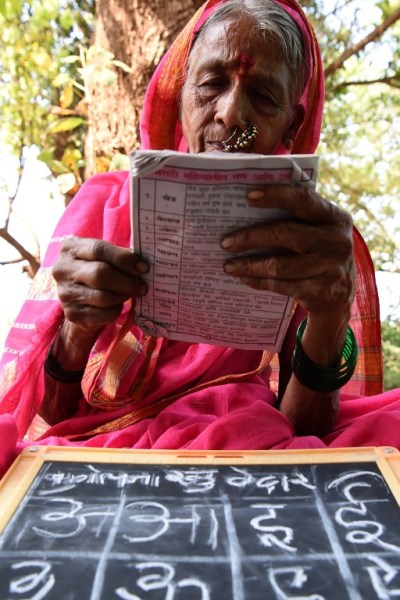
(86, 0), (204, 177)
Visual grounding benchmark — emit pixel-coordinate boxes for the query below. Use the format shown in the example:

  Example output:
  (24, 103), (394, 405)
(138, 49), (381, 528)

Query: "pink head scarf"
(140, 0), (325, 154)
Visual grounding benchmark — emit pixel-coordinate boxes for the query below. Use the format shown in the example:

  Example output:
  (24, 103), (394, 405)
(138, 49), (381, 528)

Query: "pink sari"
(1, 0), (397, 479)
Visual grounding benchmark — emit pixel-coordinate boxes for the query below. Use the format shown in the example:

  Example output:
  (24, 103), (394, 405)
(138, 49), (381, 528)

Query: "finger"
(58, 281), (147, 310)
(221, 221), (353, 255)
(67, 260), (147, 297)
(224, 252), (352, 282)
(237, 272), (353, 311)
(61, 236), (148, 276)
(246, 185), (352, 227)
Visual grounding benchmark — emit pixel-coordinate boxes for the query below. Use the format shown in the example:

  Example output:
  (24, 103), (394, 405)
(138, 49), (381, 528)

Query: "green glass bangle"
(291, 319), (358, 393)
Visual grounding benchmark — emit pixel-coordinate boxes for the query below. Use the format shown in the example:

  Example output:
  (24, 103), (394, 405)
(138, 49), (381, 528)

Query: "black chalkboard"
(1, 448), (400, 599)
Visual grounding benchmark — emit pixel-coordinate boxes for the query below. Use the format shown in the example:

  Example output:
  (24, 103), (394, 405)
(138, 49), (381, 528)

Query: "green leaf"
(63, 55), (81, 64)
(59, 11), (74, 32)
(29, 49), (52, 70)
(48, 117), (85, 133)
(112, 60), (132, 74)
(60, 83), (74, 108)
(61, 146), (82, 168)
(53, 73), (72, 88)
(37, 150), (55, 166)
(109, 153), (130, 171)
(9, 0), (22, 16)
(0, 0), (7, 17)
(48, 160), (71, 175)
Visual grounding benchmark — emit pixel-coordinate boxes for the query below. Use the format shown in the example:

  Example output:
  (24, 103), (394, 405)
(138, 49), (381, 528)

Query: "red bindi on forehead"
(235, 53), (255, 77)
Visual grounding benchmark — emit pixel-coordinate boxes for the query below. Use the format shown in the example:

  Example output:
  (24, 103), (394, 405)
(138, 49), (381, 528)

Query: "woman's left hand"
(220, 184), (355, 436)
(220, 184), (355, 322)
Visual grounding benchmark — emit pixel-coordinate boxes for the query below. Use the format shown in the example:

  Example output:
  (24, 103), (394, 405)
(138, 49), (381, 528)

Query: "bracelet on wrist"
(44, 349), (85, 384)
(291, 318), (358, 393)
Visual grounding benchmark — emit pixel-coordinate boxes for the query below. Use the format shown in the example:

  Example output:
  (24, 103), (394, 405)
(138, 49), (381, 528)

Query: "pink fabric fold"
(2, 387), (400, 478)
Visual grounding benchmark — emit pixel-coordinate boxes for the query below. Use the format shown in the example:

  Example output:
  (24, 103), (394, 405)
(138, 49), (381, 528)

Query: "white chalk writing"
(9, 561), (55, 600)
(1, 463), (400, 599)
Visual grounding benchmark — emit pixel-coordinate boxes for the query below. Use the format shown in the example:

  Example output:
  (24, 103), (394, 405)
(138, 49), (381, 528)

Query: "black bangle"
(44, 349), (85, 384)
(291, 319), (358, 393)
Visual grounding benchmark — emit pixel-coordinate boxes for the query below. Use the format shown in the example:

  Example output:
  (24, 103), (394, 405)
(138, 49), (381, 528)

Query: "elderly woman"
(0, 0), (398, 473)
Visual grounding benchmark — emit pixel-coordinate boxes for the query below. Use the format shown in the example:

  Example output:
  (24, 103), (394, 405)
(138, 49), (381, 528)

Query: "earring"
(284, 138), (294, 151)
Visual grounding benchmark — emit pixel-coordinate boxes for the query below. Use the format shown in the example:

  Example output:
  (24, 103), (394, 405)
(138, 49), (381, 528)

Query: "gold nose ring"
(221, 123), (258, 152)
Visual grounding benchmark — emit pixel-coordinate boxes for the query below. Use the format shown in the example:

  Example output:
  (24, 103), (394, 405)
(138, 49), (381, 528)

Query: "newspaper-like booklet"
(130, 150), (319, 351)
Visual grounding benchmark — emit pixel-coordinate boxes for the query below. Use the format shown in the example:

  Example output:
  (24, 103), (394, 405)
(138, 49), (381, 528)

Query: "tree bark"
(86, 0), (204, 177)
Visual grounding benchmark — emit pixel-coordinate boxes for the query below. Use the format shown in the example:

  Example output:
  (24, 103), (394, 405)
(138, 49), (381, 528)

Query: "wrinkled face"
(181, 17), (303, 154)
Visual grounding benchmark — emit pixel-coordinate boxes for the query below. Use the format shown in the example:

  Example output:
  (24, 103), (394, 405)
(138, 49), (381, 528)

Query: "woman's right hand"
(53, 236), (149, 332)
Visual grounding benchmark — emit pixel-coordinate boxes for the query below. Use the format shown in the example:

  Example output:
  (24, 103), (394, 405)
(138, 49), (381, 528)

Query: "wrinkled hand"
(53, 236), (148, 331)
(220, 185), (355, 318)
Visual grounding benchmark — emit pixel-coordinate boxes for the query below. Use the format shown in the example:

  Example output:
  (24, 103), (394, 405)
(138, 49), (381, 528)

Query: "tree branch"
(0, 257), (26, 266)
(324, 7), (400, 78)
(0, 227), (40, 276)
(332, 76), (400, 93)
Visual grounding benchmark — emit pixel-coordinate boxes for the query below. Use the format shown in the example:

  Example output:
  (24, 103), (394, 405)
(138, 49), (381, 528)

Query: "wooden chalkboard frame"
(1, 444), (400, 535)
